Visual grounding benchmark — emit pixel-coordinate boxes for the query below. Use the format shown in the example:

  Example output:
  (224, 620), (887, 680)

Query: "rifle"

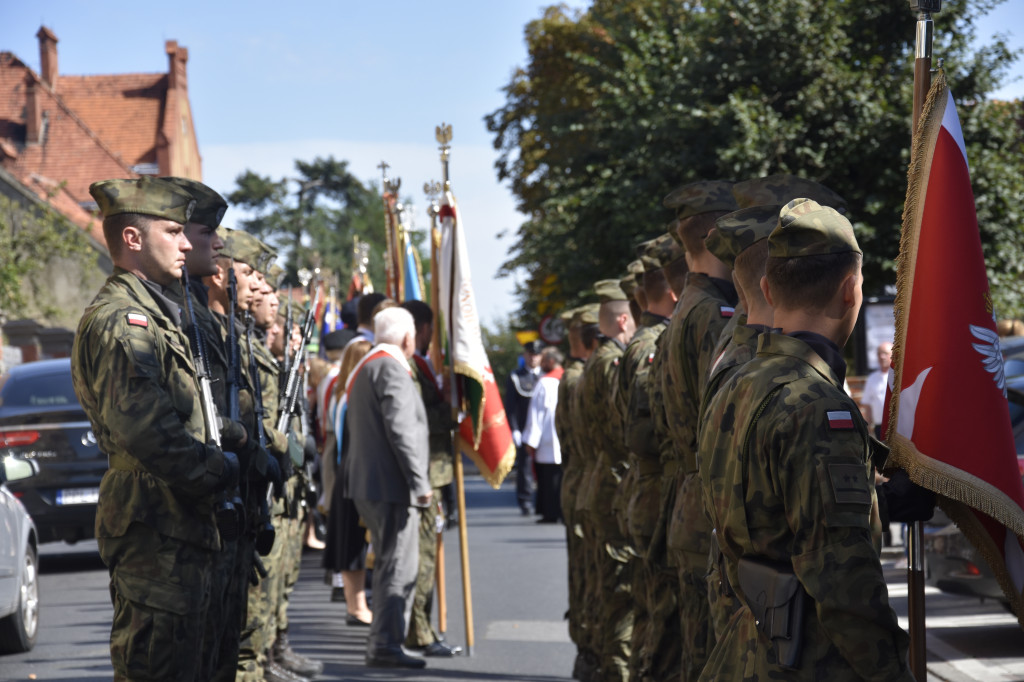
(276, 282), (321, 434)
(282, 289), (293, 388)
(245, 312), (279, 557)
(224, 269), (276, 558)
(180, 267), (240, 542)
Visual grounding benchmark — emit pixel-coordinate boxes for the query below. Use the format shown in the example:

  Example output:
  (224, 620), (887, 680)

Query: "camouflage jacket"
(410, 354), (454, 488)
(697, 321), (763, 454)
(575, 336), (627, 520)
(248, 328), (289, 457)
(555, 356), (585, 472)
(698, 332), (911, 680)
(662, 272), (738, 474)
(71, 268), (227, 550)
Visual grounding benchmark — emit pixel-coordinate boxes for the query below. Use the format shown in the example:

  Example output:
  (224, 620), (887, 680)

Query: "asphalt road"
(1, 474), (1022, 681)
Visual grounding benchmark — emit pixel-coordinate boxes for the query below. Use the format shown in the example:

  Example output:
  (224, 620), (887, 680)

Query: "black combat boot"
(273, 628), (324, 678)
(264, 646), (312, 682)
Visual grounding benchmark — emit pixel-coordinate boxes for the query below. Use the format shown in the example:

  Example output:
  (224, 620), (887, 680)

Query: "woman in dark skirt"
(322, 339), (373, 625)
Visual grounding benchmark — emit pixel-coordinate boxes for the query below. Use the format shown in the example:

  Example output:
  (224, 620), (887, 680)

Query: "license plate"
(56, 488), (100, 505)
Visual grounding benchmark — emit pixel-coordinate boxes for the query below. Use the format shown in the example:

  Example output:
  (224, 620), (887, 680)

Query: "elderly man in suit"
(343, 306), (432, 669)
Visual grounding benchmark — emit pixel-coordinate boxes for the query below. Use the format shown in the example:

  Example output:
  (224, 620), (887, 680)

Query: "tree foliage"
(229, 157), (389, 290)
(487, 0), (1024, 320)
(0, 193), (93, 322)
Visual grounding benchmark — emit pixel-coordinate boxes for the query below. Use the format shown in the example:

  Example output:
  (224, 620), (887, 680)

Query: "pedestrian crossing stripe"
(827, 410), (854, 429)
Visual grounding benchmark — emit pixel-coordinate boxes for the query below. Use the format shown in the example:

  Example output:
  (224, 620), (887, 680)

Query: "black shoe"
(422, 641), (462, 657)
(264, 660), (310, 682)
(366, 649), (427, 669)
(519, 504), (531, 516)
(346, 614), (372, 627)
(331, 587), (346, 603)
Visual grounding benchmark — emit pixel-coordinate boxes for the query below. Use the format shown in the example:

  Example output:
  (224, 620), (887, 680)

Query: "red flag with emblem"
(888, 71), (1024, 625)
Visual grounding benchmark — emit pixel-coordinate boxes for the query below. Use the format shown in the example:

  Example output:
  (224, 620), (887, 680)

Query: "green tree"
(228, 156), (388, 289)
(488, 0), (1022, 320)
(0, 193), (94, 324)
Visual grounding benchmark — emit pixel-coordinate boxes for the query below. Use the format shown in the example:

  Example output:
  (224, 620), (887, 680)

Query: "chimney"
(36, 26), (58, 90)
(166, 40), (188, 91)
(25, 75), (42, 144)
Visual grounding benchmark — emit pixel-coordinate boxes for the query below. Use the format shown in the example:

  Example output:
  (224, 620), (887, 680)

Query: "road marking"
(886, 583), (943, 598)
(924, 631), (1024, 682)
(897, 612), (1019, 629)
(485, 620), (571, 643)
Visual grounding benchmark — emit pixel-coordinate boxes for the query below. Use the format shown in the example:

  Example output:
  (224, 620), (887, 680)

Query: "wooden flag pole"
(907, 2), (939, 679)
(436, 123), (476, 655)
(425, 180), (449, 637)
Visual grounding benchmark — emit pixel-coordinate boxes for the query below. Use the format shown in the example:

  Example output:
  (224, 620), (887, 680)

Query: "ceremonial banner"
(402, 231), (426, 302)
(889, 70), (1024, 625)
(438, 190), (515, 488)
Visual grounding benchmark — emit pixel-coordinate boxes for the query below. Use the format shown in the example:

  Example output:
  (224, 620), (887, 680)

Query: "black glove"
(880, 469), (936, 522)
(220, 418), (248, 451)
(263, 450), (284, 498)
(215, 450), (240, 494)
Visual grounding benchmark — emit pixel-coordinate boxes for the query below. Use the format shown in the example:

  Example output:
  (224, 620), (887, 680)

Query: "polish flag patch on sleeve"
(127, 313), (149, 328)
(720, 306), (735, 318)
(827, 410), (854, 430)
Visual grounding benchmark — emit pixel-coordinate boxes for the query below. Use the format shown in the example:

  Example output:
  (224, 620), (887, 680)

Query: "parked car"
(922, 353), (1024, 610)
(0, 456), (39, 653)
(0, 359), (107, 544)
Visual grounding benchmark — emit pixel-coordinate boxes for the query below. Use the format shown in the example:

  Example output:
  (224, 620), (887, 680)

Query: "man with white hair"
(343, 306), (432, 669)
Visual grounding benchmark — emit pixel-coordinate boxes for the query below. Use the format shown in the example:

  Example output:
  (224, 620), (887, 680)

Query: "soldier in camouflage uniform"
(616, 234), (680, 682)
(697, 203), (781, 642)
(163, 177), (275, 682)
(575, 279), (636, 682)
(72, 178), (240, 681)
(555, 304), (600, 680)
(698, 199), (912, 680)
(400, 300), (462, 657)
(651, 180), (738, 681)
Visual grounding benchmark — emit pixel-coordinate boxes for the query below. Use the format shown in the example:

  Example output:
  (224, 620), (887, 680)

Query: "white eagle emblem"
(970, 324), (1005, 397)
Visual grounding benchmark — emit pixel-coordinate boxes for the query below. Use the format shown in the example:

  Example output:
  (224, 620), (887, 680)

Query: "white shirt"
(522, 373), (561, 464)
(862, 368), (888, 426)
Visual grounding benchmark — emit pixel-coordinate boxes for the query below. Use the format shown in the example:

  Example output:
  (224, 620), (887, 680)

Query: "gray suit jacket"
(343, 352), (431, 506)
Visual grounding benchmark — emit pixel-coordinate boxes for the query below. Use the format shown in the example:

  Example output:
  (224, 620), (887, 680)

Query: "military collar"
(683, 271), (739, 308)
(640, 311), (670, 327)
(708, 275), (739, 307)
(787, 331), (847, 385)
(757, 332), (845, 387)
(126, 271), (182, 327)
(188, 276), (211, 307)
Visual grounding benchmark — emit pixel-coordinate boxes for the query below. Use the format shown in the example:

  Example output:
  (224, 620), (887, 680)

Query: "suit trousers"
(354, 498), (420, 655)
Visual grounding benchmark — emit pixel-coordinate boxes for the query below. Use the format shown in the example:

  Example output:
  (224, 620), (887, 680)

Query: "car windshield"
(0, 368), (78, 409)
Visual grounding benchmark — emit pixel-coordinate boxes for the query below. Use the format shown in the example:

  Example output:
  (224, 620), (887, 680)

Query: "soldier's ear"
(123, 225), (144, 251)
(759, 275), (774, 308)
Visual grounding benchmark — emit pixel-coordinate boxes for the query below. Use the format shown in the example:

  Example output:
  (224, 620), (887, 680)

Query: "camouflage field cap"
(707, 205), (782, 267)
(733, 173), (847, 214)
(163, 177), (228, 227)
(662, 180), (738, 220)
(267, 264), (285, 290)
(643, 232), (684, 271)
(594, 278), (628, 303)
(89, 177), (196, 224)
(574, 303), (600, 327)
(769, 198), (862, 258)
(217, 227), (266, 268)
(620, 275), (638, 299)
(256, 241), (277, 274)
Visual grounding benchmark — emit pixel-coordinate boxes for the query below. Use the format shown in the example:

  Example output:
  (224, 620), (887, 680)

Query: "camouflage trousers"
(593, 517), (634, 682)
(677, 565), (714, 682)
(201, 535), (247, 682)
(275, 480), (304, 632)
(98, 524), (214, 682)
(405, 491), (444, 648)
(639, 561), (682, 682)
(560, 467), (585, 651)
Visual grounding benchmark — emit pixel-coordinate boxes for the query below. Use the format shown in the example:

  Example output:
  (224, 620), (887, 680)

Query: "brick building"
(0, 26), (204, 362)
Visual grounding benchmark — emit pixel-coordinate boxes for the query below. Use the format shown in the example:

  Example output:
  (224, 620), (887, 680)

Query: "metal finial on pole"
(435, 123), (453, 190)
(377, 160), (390, 186)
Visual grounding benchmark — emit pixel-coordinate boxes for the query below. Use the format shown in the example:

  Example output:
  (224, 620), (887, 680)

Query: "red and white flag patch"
(720, 306), (735, 318)
(127, 313), (149, 328)
(827, 410), (854, 430)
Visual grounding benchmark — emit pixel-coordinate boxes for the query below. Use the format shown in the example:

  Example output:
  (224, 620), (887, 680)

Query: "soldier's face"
(254, 289), (279, 328)
(137, 219), (192, 286)
(232, 262), (257, 310)
(183, 221), (223, 278)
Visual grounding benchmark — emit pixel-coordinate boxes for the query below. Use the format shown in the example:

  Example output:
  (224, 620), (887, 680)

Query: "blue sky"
(3, 1), (1022, 324)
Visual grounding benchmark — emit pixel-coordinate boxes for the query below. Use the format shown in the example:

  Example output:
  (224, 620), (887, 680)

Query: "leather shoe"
(422, 640), (462, 657)
(346, 614), (372, 627)
(366, 649), (427, 669)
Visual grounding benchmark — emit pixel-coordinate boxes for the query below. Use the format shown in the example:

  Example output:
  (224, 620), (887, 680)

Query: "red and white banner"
(889, 71), (1024, 625)
(438, 190), (515, 488)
